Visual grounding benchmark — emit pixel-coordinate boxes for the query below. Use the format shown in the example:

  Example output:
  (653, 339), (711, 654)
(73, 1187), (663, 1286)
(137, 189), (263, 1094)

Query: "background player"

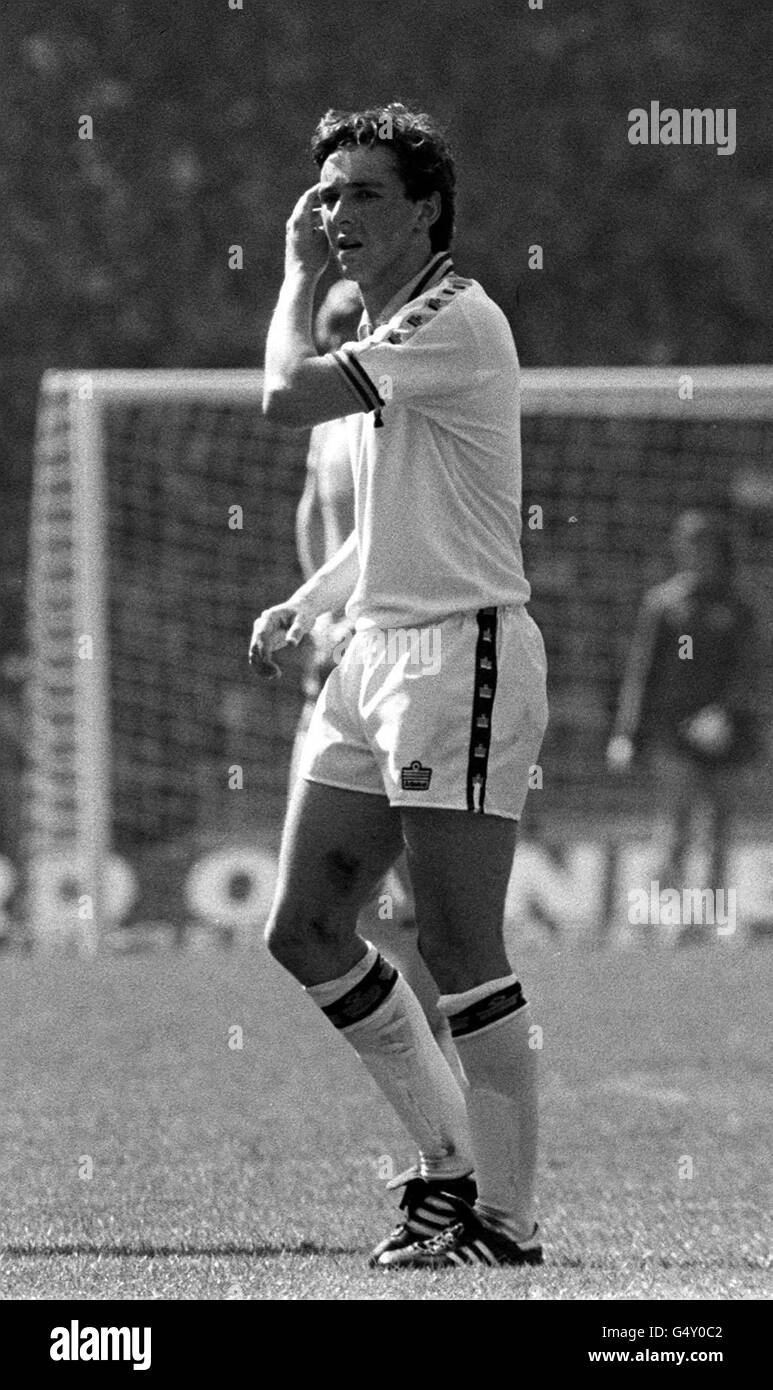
(607, 509), (760, 942)
(290, 278), (463, 1079)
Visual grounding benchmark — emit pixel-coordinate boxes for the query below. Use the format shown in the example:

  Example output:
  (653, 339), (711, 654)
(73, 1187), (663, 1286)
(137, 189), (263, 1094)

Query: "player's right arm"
(249, 529), (359, 676)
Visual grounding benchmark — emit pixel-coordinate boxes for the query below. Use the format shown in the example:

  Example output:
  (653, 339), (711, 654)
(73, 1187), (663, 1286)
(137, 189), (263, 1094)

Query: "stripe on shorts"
(466, 606), (498, 812)
(449, 980), (526, 1039)
(321, 953), (398, 1029)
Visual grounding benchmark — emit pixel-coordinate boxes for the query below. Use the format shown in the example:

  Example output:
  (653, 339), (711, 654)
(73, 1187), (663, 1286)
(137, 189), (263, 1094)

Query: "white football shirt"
(328, 250), (531, 630)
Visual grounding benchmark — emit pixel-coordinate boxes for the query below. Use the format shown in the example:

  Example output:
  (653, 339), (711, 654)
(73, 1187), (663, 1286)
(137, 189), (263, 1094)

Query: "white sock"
(307, 943), (473, 1180)
(433, 1016), (466, 1090)
(439, 973), (538, 1241)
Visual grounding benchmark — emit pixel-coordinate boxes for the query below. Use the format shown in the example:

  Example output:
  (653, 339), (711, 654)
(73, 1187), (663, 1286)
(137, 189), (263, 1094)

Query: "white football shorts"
(298, 604), (548, 820)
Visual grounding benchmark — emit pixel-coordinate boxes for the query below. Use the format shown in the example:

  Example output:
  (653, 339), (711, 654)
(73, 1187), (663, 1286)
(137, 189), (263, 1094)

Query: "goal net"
(24, 366), (773, 946)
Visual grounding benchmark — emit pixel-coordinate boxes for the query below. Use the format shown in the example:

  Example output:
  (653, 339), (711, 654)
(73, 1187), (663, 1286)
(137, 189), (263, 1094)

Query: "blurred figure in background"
(289, 278), (462, 1074)
(607, 509), (760, 942)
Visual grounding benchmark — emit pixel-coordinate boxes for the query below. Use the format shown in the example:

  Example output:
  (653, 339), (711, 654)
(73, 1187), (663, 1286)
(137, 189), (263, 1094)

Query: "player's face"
(317, 145), (432, 290)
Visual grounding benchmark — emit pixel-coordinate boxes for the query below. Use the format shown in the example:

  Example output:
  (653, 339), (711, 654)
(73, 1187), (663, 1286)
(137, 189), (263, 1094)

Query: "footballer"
(250, 103), (548, 1268)
(607, 509), (759, 943)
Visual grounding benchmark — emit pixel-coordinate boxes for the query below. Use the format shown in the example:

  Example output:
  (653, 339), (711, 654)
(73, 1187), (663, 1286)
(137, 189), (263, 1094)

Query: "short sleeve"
(325, 286), (487, 415)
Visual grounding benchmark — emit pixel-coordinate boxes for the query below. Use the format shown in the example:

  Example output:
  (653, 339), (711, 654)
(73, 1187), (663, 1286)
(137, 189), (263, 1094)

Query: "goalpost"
(23, 366), (773, 948)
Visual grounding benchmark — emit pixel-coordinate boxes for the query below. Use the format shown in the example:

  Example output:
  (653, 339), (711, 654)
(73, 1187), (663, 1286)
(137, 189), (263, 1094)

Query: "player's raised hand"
(249, 599), (316, 679)
(285, 184), (329, 278)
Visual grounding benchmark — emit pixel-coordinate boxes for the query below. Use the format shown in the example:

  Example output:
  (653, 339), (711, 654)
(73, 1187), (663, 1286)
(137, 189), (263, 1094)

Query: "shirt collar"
(357, 249), (455, 340)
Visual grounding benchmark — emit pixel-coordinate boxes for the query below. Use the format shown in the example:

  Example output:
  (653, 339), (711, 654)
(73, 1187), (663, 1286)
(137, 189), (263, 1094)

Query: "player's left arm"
(263, 186), (362, 429)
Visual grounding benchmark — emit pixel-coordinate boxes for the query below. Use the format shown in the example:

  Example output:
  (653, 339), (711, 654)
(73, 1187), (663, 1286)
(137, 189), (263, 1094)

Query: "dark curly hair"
(311, 103), (456, 252)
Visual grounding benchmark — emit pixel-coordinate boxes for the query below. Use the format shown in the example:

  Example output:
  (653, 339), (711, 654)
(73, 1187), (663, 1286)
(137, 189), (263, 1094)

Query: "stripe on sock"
(407, 1195), (460, 1237)
(320, 953), (398, 1029)
(448, 980), (526, 1039)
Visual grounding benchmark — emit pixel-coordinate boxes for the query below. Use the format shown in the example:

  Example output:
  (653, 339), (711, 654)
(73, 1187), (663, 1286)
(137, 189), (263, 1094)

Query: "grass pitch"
(0, 935), (770, 1300)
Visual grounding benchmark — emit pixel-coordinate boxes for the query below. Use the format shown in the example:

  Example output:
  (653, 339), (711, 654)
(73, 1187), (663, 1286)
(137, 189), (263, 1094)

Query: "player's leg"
(370, 605), (548, 1268)
(378, 805), (542, 1267)
(679, 763), (731, 946)
(266, 776), (402, 982)
(363, 854), (463, 1082)
(403, 808), (516, 987)
(650, 746), (696, 891)
(350, 852), (473, 1260)
(265, 776), (474, 1182)
(705, 765), (730, 895)
(709, 768), (736, 941)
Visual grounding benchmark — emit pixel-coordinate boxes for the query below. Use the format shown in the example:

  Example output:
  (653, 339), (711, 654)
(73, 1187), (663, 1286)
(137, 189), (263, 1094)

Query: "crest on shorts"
(401, 759), (433, 791)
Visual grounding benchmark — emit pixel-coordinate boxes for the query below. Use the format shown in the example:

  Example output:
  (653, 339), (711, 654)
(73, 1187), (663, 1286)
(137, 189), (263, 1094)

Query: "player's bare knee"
(265, 897), (354, 970)
(323, 846), (363, 896)
(264, 917), (318, 977)
(264, 897), (308, 962)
